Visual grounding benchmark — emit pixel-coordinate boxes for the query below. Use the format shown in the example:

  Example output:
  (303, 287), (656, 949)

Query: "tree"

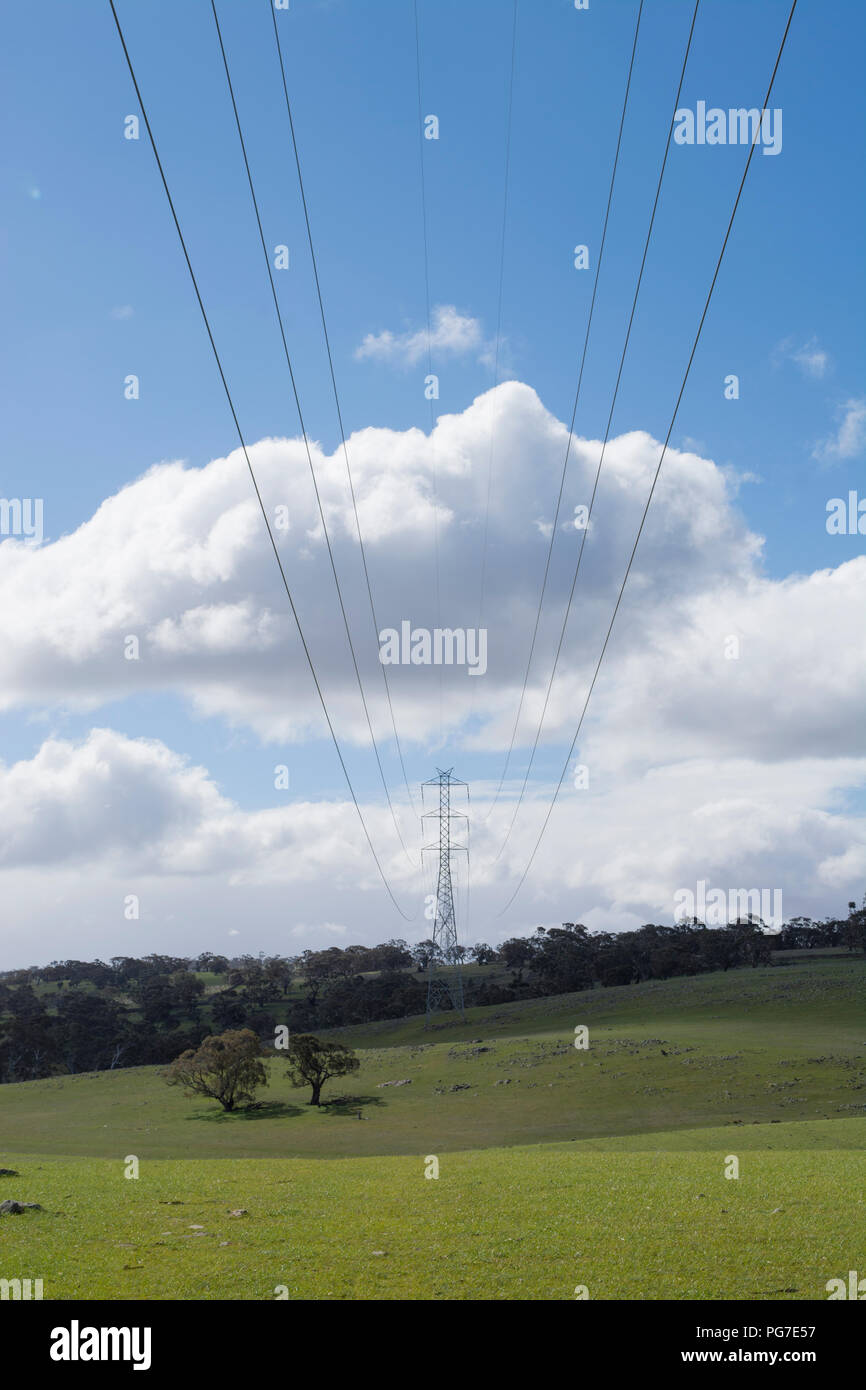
(284, 1034), (359, 1106)
(211, 990), (248, 1031)
(194, 952), (229, 974)
(0, 989), (57, 1082)
(411, 939), (439, 972)
(470, 942), (498, 965)
(56, 993), (125, 1073)
(171, 971), (205, 1015)
(164, 1029), (267, 1112)
(137, 974), (176, 1025)
(500, 936), (536, 969)
(529, 924), (594, 993)
(375, 938), (413, 970)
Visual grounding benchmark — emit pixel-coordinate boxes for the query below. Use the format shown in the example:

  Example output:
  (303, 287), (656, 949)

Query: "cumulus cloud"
(0, 729), (397, 887)
(812, 397), (866, 462)
(0, 381), (864, 959)
(0, 730), (863, 960)
(355, 304), (485, 367)
(0, 381), (863, 768)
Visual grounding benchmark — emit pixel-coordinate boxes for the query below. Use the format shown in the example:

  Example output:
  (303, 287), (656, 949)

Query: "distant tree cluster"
(164, 1028), (358, 1110)
(1, 906), (862, 1084)
(483, 907), (865, 1003)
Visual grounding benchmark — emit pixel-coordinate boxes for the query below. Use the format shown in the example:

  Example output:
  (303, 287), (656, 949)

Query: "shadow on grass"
(188, 1100), (307, 1123)
(319, 1093), (385, 1118)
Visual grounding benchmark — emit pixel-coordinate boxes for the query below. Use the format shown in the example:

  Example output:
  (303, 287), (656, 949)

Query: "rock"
(228, 1209), (248, 1217)
(0, 1169), (20, 1178)
(0, 1200), (43, 1215)
(377, 1079), (412, 1088)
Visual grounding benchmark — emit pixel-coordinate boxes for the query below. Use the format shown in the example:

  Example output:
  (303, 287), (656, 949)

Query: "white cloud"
(812, 397), (866, 462)
(289, 922), (348, 938)
(355, 304), (484, 367)
(773, 335), (830, 379)
(0, 730), (862, 960)
(0, 381), (863, 960)
(0, 382), (863, 766)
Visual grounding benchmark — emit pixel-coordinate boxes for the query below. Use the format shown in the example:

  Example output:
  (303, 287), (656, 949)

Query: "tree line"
(1, 905), (862, 1085)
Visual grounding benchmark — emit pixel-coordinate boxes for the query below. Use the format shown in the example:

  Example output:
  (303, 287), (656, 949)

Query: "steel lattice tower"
(421, 769), (467, 1025)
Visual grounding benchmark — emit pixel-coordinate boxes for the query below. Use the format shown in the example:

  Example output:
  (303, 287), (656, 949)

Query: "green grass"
(2, 1123), (862, 1300)
(1, 959), (863, 1299)
(2, 960), (862, 1160)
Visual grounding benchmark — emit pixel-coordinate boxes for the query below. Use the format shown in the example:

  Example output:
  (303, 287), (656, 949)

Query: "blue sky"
(1, 0), (864, 964)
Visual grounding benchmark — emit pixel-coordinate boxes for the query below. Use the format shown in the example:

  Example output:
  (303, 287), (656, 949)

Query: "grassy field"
(1, 1124), (862, 1300)
(1, 959), (864, 1299)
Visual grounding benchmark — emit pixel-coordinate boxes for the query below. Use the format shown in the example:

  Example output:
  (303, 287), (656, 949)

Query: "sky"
(1, 0), (864, 968)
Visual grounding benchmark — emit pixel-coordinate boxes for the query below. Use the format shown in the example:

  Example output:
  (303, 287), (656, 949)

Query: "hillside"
(2, 959), (863, 1161)
(1, 957), (863, 1301)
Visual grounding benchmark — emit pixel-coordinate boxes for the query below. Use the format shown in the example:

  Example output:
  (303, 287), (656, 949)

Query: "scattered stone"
(377, 1079), (412, 1088)
(0, 1169), (20, 1178)
(189, 1224), (205, 1229)
(0, 1200), (43, 1215)
(228, 1209), (248, 1217)
(371, 1251), (386, 1256)
(494, 1078), (511, 1086)
(159, 1199), (183, 1205)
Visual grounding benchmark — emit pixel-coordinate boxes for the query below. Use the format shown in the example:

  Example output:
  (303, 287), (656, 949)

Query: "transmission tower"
(421, 769), (468, 1025)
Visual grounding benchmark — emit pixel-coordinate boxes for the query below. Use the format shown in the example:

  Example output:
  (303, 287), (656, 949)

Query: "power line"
(267, 0), (419, 820)
(476, 0), (519, 641)
(107, 0), (415, 921)
(210, 0), (415, 868)
(414, 0), (443, 742)
(496, 0), (798, 915)
(484, 0), (644, 818)
(493, 0), (695, 859)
